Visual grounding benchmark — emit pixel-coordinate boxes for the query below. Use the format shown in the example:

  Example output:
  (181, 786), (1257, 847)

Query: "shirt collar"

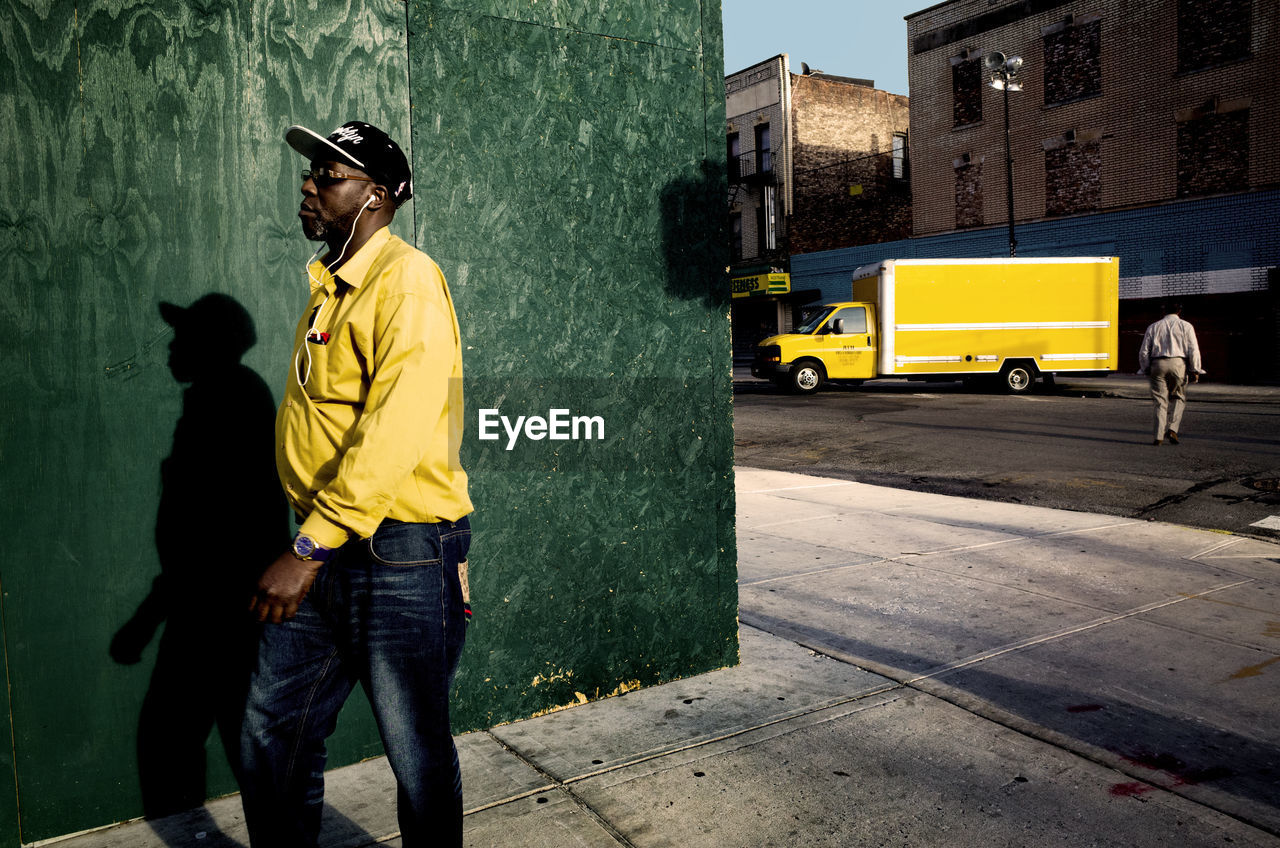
(306, 226), (392, 293)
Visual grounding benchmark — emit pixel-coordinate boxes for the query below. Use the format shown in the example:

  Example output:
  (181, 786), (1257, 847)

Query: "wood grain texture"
(2, 0), (732, 841)
(2, 0), (411, 840)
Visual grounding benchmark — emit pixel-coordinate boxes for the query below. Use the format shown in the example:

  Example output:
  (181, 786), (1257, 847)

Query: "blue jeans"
(240, 517), (470, 848)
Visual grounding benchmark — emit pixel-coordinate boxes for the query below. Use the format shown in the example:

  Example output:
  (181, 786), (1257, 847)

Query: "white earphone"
(296, 195), (376, 387)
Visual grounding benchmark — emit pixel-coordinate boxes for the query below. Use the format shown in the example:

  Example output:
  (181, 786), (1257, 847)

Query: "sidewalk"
(61, 467), (1280, 847)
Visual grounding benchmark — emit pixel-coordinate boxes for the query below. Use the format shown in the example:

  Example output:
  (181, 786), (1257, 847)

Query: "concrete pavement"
(57, 467), (1280, 847)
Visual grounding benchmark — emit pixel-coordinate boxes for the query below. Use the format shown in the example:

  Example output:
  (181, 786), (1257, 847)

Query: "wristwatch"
(292, 534), (334, 562)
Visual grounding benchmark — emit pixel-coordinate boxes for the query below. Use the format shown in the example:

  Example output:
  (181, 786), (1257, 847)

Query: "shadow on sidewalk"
(742, 610), (1280, 830)
(140, 802), (382, 848)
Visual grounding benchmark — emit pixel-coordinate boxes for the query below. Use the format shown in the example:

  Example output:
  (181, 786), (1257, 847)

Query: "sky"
(721, 0), (934, 96)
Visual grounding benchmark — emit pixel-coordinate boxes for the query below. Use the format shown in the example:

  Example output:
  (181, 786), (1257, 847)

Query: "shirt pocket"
(301, 325), (362, 402)
(299, 336), (332, 400)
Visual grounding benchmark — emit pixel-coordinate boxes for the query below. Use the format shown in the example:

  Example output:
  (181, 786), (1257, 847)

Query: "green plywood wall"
(409, 3), (736, 725)
(0, 0), (733, 843)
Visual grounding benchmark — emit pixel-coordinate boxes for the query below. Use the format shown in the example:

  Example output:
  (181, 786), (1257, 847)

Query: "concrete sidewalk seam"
(477, 731), (636, 848)
(740, 557), (886, 587)
(738, 481), (858, 495)
(565, 690), (918, 793)
(1183, 554), (1280, 587)
(748, 512), (849, 531)
(1191, 537), (1247, 559)
(530, 682), (907, 788)
(905, 578), (1255, 685)
(464, 784), (557, 816)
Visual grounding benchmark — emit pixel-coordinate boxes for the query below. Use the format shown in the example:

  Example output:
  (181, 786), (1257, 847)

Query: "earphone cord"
(296, 198), (372, 388)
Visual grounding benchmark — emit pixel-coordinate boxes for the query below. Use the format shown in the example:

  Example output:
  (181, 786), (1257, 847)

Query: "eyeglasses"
(301, 167), (375, 187)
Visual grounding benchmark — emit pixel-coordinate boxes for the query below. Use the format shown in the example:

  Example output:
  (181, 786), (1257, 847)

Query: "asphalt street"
(733, 369), (1280, 538)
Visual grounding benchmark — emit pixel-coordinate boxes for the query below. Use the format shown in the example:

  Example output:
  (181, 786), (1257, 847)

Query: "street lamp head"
(1005, 55), (1023, 74)
(989, 77), (1006, 90)
(983, 51), (1006, 71)
(1006, 80), (1023, 92)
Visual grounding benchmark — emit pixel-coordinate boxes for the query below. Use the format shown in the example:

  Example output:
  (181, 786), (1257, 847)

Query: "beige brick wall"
(906, 0), (1280, 237)
(789, 76), (911, 252)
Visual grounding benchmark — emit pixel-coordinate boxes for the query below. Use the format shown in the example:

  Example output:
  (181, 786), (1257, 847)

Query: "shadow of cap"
(159, 293), (257, 359)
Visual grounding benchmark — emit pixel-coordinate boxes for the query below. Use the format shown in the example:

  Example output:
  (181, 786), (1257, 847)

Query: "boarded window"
(1176, 109), (1249, 197)
(1045, 138), (1101, 216)
(952, 57), (982, 126)
(1178, 0), (1251, 73)
(1043, 19), (1101, 105)
(954, 158), (983, 228)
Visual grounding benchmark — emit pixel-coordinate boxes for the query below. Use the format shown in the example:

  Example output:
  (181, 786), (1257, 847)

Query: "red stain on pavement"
(1108, 748), (1234, 797)
(1110, 782), (1155, 797)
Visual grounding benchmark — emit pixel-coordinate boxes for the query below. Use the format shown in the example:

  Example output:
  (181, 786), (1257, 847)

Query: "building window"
(730, 211), (743, 261)
(954, 154), (983, 229)
(951, 54), (982, 127)
(1176, 102), (1249, 198)
(1043, 16), (1102, 106)
(1043, 131), (1101, 216)
(755, 123), (772, 174)
(1178, 0), (1251, 73)
(727, 133), (740, 181)
(892, 134), (908, 180)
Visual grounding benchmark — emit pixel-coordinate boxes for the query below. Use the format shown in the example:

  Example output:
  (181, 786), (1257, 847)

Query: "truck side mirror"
(830, 318), (845, 335)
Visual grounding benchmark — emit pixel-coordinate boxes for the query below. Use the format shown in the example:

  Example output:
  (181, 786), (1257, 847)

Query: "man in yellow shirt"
(240, 121), (472, 848)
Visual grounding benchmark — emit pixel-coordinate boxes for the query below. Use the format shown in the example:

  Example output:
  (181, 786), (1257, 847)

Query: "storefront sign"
(731, 273), (791, 299)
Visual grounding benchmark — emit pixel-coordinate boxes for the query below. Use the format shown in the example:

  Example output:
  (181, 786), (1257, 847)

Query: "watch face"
(293, 535), (317, 559)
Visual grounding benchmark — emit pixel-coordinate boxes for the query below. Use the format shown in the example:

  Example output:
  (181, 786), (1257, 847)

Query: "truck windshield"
(795, 306), (835, 335)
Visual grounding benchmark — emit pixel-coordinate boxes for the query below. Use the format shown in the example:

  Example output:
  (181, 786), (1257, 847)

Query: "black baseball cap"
(285, 121), (413, 206)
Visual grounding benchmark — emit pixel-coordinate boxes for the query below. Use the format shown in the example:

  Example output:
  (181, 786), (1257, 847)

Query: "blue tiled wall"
(793, 190), (1280, 306)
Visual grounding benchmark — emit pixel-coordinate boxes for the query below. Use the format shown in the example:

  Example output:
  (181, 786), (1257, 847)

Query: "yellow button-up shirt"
(276, 226), (472, 549)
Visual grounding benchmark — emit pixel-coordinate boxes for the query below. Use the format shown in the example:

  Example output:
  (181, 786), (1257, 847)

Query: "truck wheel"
(1000, 362), (1037, 394)
(790, 361), (824, 394)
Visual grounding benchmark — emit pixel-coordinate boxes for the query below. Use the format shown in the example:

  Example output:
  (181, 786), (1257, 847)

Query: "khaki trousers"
(1148, 357), (1187, 440)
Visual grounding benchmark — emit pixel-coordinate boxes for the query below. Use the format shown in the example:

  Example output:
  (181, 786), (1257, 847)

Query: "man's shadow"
(111, 293), (288, 824)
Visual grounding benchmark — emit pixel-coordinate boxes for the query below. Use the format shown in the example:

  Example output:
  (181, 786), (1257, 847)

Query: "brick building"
(790, 74), (912, 255)
(726, 55), (910, 357)
(881, 0), (1278, 380)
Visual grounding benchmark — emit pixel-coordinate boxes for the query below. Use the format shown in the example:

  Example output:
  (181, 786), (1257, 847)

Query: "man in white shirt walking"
(1137, 303), (1206, 445)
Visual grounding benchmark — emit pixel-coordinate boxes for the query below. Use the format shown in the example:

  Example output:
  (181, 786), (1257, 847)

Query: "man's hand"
(250, 552), (322, 624)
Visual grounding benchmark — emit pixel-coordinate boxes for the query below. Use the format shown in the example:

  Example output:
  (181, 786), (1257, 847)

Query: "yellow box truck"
(751, 257), (1119, 394)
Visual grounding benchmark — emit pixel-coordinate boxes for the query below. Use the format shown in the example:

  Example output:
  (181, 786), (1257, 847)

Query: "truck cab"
(752, 302), (878, 393)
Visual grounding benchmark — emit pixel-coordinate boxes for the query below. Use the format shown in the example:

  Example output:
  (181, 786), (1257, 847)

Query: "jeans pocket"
(368, 521), (442, 566)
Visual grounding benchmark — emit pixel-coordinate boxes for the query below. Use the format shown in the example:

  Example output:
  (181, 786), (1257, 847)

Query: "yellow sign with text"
(731, 273), (791, 299)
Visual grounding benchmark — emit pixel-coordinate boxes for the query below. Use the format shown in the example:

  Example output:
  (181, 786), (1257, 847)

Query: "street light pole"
(984, 51), (1023, 258)
(1003, 82), (1016, 257)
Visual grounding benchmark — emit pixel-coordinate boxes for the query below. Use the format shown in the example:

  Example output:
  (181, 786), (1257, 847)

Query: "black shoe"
(1152, 439), (1162, 446)
(1166, 431), (1179, 444)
